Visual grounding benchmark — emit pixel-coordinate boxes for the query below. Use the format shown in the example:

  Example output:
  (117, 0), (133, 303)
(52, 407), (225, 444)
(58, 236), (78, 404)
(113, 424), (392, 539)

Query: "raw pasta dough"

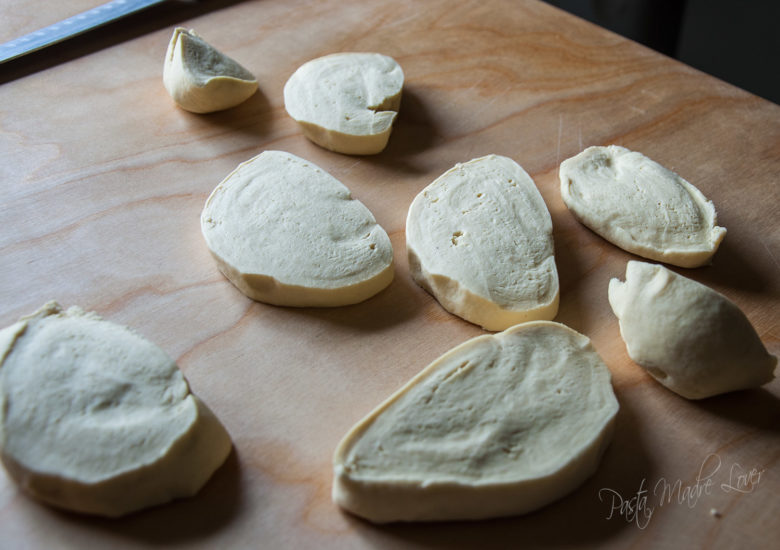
(559, 145), (726, 267)
(284, 52), (403, 154)
(406, 154), (559, 331)
(0, 302), (231, 517)
(163, 27), (258, 113)
(609, 261), (776, 399)
(201, 150), (394, 306)
(333, 321), (618, 522)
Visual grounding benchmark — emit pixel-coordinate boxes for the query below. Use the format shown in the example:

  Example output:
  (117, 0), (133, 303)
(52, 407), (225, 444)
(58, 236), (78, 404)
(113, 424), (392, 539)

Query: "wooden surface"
(1, 0), (778, 548)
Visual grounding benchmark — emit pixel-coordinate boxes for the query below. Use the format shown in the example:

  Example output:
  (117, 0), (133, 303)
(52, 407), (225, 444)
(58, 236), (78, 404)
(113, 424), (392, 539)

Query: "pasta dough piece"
(201, 150), (394, 306)
(609, 261), (777, 399)
(406, 155), (559, 331)
(163, 27), (258, 113)
(0, 302), (231, 517)
(283, 52), (404, 155)
(559, 145), (726, 267)
(333, 321), (619, 522)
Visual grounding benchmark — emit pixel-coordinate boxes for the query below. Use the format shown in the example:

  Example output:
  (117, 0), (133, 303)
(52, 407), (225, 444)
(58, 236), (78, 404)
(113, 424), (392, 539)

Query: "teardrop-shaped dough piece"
(0, 302), (232, 517)
(560, 145), (726, 267)
(201, 150), (394, 306)
(406, 155), (559, 331)
(333, 321), (618, 522)
(163, 27), (258, 113)
(609, 261), (776, 399)
(283, 52), (404, 155)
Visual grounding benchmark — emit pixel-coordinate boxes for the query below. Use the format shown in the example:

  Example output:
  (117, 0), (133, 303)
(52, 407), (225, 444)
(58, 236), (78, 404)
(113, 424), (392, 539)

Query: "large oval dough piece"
(406, 155), (559, 331)
(609, 261), (776, 399)
(333, 321), (618, 523)
(201, 150), (394, 306)
(283, 53), (404, 155)
(163, 27), (258, 113)
(559, 145), (726, 268)
(0, 302), (231, 517)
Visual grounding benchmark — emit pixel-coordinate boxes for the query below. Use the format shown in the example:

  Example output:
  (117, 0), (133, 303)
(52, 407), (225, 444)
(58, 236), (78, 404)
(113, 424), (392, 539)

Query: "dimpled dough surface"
(283, 53), (404, 154)
(333, 321), (619, 522)
(559, 145), (726, 268)
(406, 155), (559, 331)
(201, 150), (394, 306)
(0, 302), (232, 517)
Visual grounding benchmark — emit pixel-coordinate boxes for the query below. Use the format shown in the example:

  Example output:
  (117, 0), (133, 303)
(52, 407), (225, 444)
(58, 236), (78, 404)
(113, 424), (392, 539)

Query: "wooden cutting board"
(1, 0), (778, 548)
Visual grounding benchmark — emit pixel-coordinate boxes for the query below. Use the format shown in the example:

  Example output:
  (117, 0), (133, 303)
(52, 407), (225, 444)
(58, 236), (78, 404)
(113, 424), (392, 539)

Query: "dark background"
(543, 0), (780, 105)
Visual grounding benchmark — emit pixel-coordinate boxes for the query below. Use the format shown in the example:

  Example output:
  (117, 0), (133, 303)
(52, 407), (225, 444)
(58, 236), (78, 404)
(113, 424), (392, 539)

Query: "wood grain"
(1, 0), (778, 548)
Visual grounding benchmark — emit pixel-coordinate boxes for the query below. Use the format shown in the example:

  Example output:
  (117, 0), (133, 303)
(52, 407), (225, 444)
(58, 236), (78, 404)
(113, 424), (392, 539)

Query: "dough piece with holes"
(201, 150), (394, 306)
(333, 321), (619, 522)
(0, 302), (232, 517)
(609, 261), (776, 399)
(163, 27), (258, 113)
(559, 145), (726, 267)
(406, 154), (559, 331)
(284, 53), (403, 154)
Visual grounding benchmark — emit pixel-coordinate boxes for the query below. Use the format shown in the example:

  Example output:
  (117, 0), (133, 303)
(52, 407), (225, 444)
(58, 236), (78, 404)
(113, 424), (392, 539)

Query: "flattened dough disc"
(560, 145), (726, 267)
(201, 150), (394, 306)
(284, 52), (404, 154)
(333, 321), (618, 522)
(406, 154), (559, 331)
(0, 302), (232, 517)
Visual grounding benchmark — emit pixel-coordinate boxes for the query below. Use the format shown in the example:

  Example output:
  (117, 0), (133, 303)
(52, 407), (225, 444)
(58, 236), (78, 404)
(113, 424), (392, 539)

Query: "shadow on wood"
(694, 387), (780, 435)
(360, 86), (442, 175)
(186, 85), (275, 138)
(52, 447), (244, 545)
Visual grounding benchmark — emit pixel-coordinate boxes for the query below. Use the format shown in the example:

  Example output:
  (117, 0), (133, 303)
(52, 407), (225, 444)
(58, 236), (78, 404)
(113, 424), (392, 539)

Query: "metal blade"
(0, 0), (169, 64)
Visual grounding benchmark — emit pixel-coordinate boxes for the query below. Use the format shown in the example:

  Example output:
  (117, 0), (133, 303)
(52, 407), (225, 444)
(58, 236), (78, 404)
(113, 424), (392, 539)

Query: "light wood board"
(0, 0), (778, 548)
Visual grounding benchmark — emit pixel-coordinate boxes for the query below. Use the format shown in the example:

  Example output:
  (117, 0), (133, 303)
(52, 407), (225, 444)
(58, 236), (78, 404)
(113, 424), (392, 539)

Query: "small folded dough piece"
(560, 145), (726, 268)
(283, 52), (404, 155)
(333, 321), (618, 523)
(0, 302), (232, 517)
(201, 150), (394, 306)
(406, 155), (559, 331)
(609, 261), (776, 399)
(163, 27), (258, 113)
